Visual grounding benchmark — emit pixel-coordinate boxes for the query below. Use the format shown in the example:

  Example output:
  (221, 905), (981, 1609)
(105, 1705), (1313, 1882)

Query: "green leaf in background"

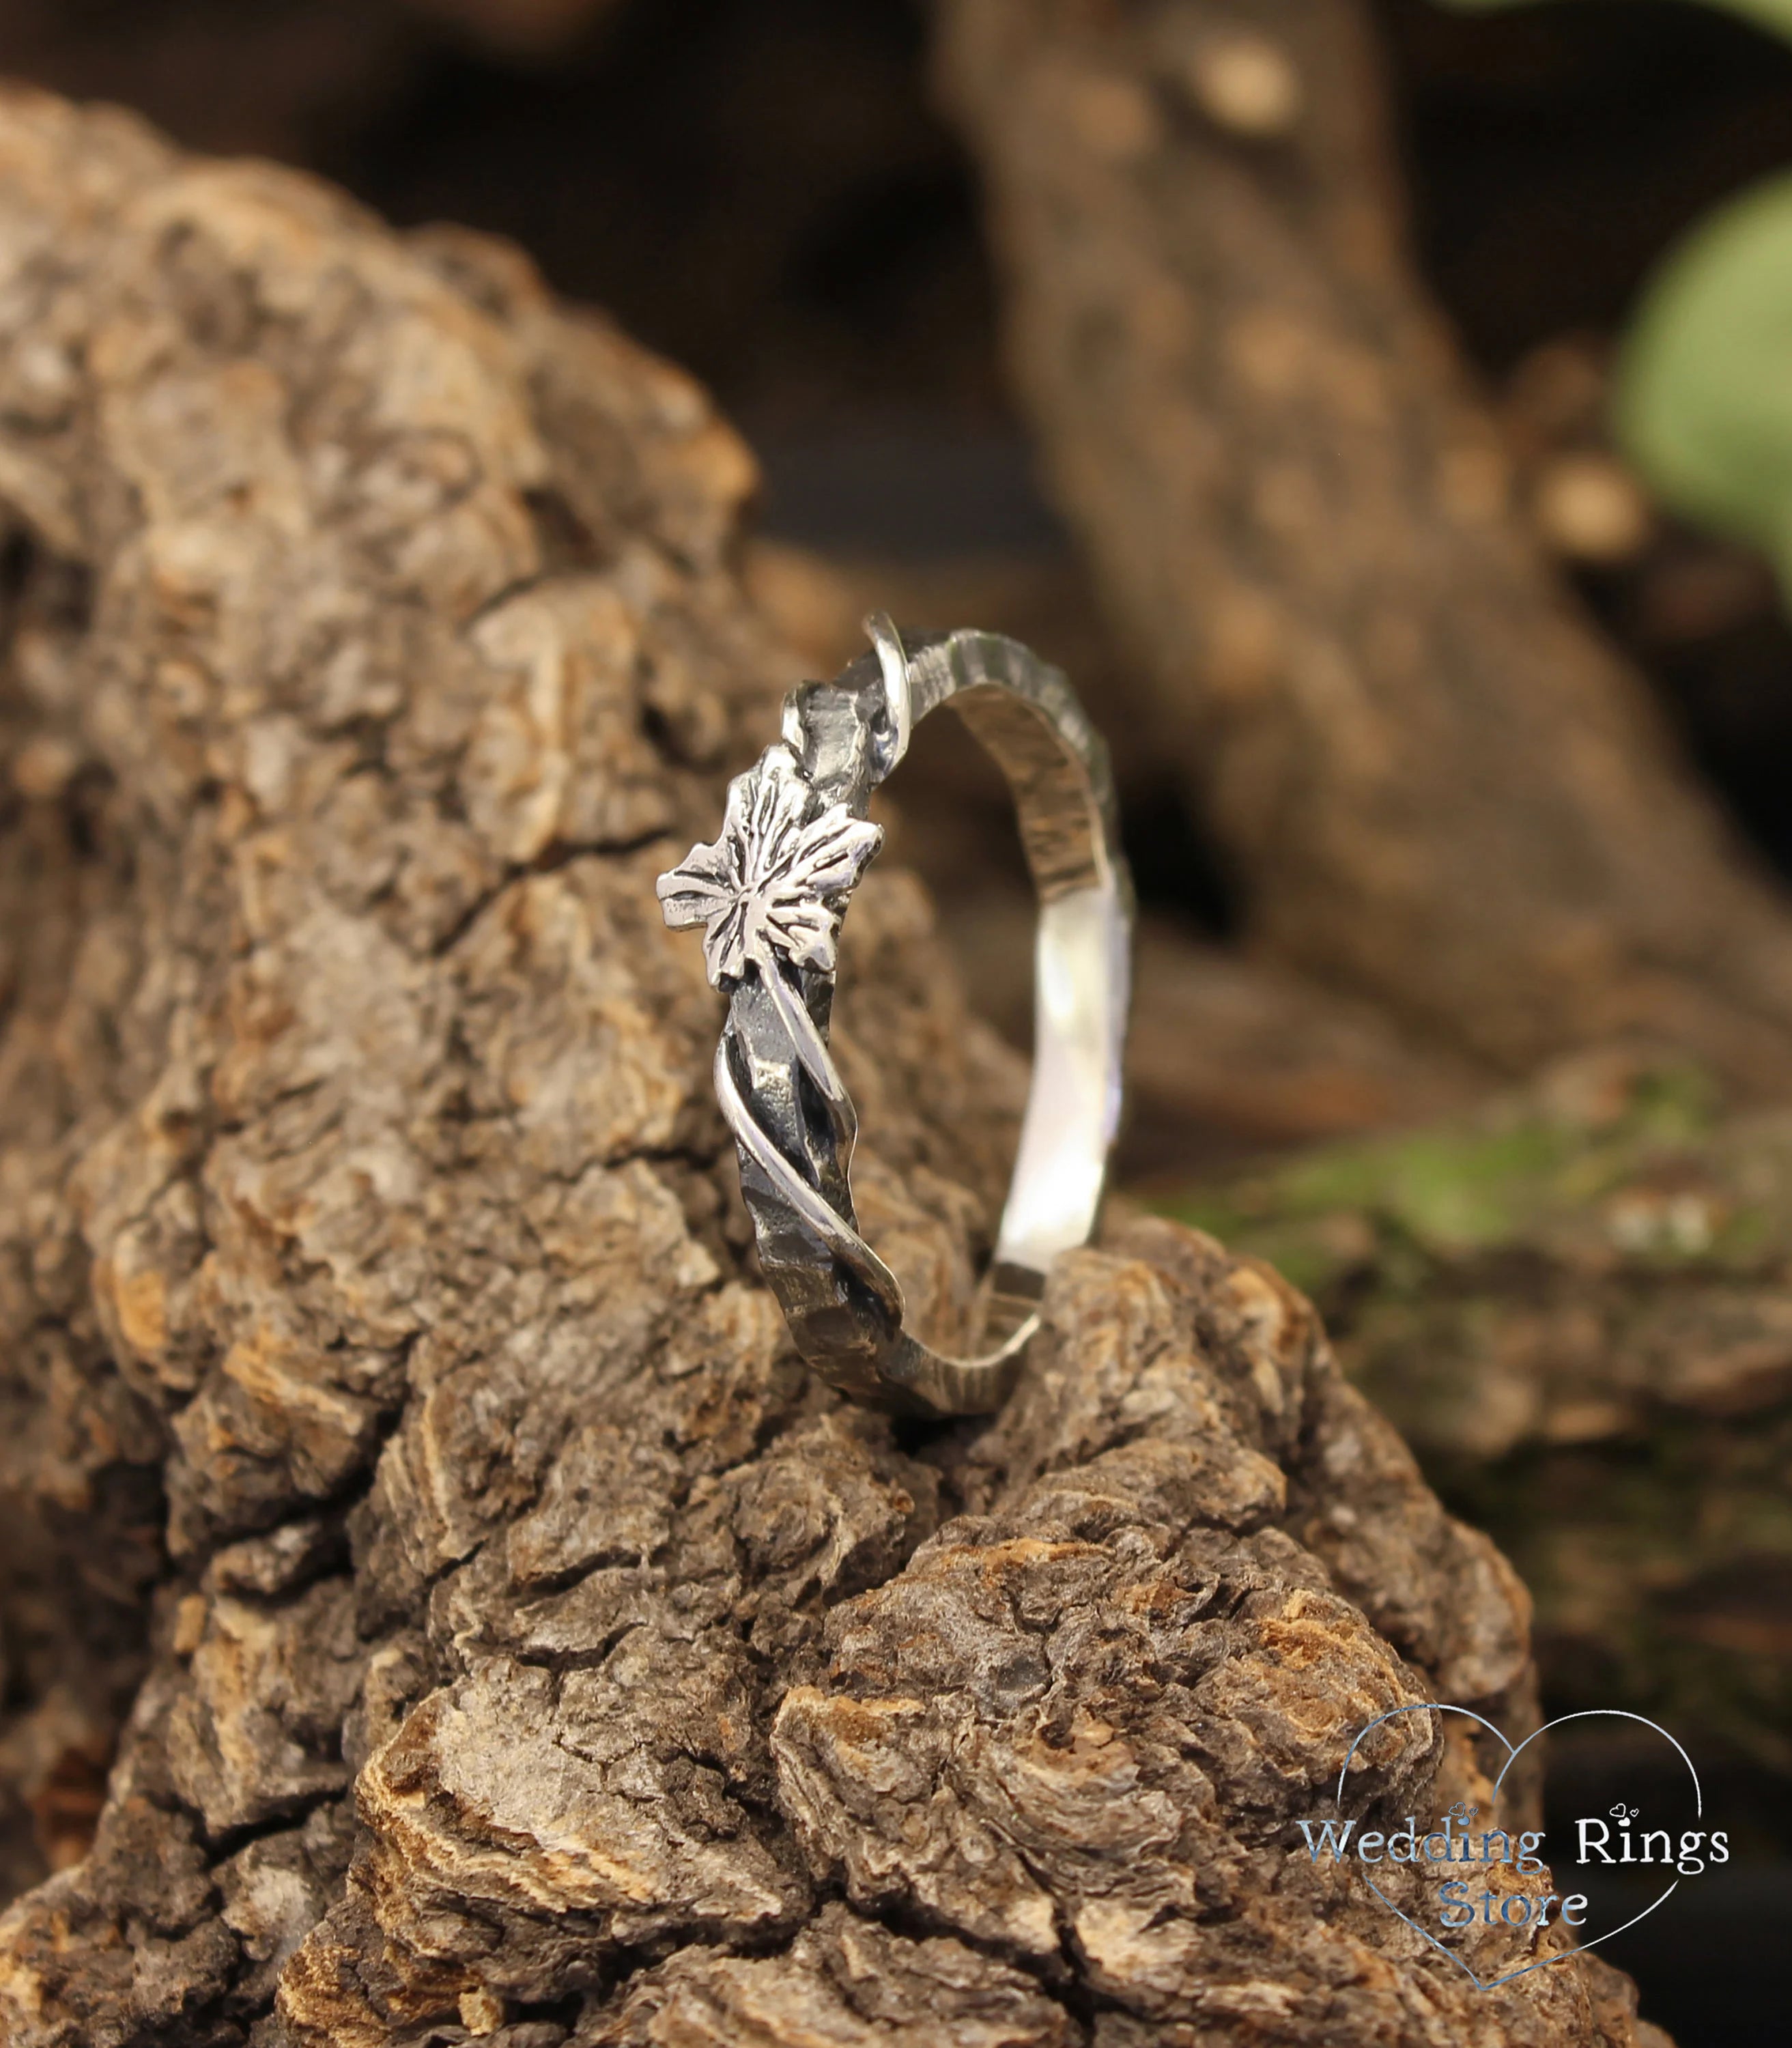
(1431, 0), (1792, 57)
(1429, 0), (1792, 591)
(1615, 169), (1792, 584)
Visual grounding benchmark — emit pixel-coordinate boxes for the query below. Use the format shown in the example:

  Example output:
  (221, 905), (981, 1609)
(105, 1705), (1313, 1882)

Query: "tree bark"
(934, 0), (1792, 1095)
(1171, 1049), (1792, 1778)
(0, 87), (1668, 2048)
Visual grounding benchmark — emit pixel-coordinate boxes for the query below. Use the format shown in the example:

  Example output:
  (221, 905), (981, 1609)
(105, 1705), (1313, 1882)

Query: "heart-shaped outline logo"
(1332, 1706), (1703, 1990)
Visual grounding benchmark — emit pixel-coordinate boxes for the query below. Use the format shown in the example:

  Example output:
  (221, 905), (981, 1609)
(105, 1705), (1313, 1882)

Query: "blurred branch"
(935, 0), (1792, 1096)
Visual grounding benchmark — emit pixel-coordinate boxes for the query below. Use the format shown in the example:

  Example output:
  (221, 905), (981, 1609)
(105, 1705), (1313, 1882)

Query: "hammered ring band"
(657, 619), (1133, 1416)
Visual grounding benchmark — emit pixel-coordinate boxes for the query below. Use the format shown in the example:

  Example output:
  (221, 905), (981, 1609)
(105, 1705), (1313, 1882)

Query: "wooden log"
(1167, 1050), (1792, 1779)
(935, 0), (1792, 1094)
(0, 87), (1666, 2048)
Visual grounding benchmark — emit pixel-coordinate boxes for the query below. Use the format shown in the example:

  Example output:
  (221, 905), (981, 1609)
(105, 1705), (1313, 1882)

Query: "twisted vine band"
(657, 619), (1133, 1416)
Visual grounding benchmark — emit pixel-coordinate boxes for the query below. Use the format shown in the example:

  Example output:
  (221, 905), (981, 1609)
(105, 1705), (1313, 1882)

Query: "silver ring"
(657, 619), (1133, 1415)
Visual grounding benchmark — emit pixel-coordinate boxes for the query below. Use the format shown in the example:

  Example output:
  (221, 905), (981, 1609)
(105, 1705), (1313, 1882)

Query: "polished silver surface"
(657, 618), (1133, 1416)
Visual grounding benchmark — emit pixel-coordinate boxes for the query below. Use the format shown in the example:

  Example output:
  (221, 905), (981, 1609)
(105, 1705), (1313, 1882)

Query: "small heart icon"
(1332, 1705), (1703, 1990)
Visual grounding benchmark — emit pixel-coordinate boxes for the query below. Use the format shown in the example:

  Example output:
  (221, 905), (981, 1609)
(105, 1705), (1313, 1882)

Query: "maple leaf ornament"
(657, 745), (884, 988)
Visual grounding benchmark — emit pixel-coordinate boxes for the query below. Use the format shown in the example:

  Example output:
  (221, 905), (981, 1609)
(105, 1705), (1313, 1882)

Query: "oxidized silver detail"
(657, 618), (1133, 1417)
(657, 743), (883, 988)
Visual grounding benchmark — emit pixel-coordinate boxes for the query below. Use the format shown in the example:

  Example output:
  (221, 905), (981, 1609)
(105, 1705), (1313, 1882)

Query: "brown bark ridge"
(0, 86), (1662, 2048)
(935, 0), (1792, 1095)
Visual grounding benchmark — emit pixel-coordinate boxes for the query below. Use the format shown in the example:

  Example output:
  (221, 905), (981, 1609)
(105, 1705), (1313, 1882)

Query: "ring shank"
(997, 883), (1130, 1275)
(814, 631), (1131, 1413)
(907, 640), (1130, 1292)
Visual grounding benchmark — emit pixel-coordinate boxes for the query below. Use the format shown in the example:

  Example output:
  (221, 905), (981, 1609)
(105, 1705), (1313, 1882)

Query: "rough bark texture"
(1171, 1051), (1792, 1776)
(0, 87), (1667, 2048)
(935, 0), (1792, 1094)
